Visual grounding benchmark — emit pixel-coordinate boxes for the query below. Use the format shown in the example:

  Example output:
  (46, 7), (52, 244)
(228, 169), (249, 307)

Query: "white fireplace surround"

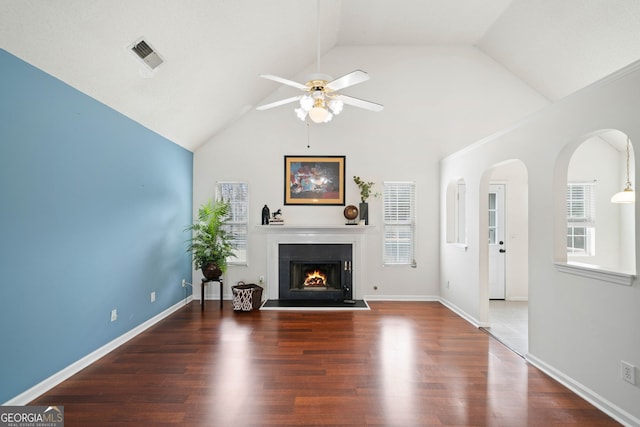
(262, 226), (371, 300)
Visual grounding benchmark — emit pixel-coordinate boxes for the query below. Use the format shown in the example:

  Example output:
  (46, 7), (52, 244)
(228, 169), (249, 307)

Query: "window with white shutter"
(383, 182), (417, 266)
(566, 183), (595, 255)
(216, 182), (248, 265)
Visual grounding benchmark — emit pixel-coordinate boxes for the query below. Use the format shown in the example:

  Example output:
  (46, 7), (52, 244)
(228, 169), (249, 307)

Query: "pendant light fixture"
(611, 137), (635, 204)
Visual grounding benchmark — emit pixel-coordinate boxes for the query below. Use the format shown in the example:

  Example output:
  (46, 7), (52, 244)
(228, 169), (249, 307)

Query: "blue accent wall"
(0, 49), (193, 403)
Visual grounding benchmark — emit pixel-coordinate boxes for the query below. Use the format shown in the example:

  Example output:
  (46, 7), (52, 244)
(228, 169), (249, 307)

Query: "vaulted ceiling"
(2, 0), (640, 152)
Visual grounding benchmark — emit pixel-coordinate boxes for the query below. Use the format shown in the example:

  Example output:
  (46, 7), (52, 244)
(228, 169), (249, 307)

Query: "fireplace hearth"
(279, 244), (352, 301)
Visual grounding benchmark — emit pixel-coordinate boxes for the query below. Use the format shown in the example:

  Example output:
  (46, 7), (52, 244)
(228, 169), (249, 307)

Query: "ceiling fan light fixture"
(328, 98), (343, 115)
(309, 106), (331, 123)
(299, 95), (313, 111)
(295, 107), (308, 121)
(257, 2), (382, 122)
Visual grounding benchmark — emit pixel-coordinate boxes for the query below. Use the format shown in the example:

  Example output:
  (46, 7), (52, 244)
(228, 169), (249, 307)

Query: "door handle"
(499, 249), (506, 253)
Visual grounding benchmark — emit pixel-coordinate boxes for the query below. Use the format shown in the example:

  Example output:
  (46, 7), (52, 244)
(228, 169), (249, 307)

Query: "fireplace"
(278, 243), (352, 301)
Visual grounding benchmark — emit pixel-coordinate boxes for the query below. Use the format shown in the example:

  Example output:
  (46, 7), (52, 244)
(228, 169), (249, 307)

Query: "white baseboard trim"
(507, 296), (528, 301)
(526, 353), (639, 427)
(438, 297), (486, 328)
(4, 295), (193, 406)
(362, 294), (439, 302)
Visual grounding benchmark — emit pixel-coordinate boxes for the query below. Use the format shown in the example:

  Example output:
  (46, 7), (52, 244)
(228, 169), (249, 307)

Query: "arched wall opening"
(478, 159), (529, 331)
(553, 129), (636, 275)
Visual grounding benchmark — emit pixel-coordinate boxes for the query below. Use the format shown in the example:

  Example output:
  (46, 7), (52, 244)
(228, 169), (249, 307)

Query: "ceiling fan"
(256, 71), (383, 123)
(256, 1), (383, 124)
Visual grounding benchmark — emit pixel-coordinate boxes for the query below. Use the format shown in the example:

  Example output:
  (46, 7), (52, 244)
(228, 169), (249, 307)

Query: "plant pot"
(202, 262), (222, 281)
(359, 202), (369, 225)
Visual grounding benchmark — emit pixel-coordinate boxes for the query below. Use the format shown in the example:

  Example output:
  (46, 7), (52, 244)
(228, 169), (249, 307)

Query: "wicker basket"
(231, 282), (263, 311)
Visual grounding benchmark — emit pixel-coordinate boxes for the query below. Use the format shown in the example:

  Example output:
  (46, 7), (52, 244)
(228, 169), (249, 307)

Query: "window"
(383, 182), (416, 266)
(216, 182), (248, 265)
(488, 191), (497, 244)
(566, 183), (595, 255)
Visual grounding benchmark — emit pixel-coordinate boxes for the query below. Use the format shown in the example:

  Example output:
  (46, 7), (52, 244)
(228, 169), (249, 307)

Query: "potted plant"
(185, 199), (236, 280)
(353, 176), (380, 225)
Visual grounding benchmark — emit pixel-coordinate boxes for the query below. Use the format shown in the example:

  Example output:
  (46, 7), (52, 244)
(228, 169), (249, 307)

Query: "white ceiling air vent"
(130, 39), (163, 70)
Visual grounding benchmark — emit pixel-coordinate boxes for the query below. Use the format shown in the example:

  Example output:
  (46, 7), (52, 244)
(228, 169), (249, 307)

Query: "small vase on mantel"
(359, 202), (369, 225)
(353, 176), (379, 226)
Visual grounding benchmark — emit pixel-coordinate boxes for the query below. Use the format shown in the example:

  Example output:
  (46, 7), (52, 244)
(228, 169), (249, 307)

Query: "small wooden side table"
(201, 277), (223, 311)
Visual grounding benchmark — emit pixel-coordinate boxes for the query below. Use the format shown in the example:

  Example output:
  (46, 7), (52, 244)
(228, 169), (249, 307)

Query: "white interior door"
(488, 184), (506, 299)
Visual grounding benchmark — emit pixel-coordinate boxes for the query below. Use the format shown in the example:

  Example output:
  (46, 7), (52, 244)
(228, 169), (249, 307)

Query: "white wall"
(193, 46), (547, 301)
(440, 63), (640, 424)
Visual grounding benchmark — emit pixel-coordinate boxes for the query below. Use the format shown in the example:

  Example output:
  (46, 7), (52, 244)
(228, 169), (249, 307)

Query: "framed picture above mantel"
(284, 155), (345, 205)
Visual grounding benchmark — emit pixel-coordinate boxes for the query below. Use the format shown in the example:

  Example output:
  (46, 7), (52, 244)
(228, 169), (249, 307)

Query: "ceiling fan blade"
(325, 70), (370, 92)
(259, 74), (308, 91)
(333, 94), (384, 112)
(256, 96), (302, 111)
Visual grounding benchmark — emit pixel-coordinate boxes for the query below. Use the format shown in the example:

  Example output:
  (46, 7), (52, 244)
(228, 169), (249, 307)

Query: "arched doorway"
(479, 159), (529, 355)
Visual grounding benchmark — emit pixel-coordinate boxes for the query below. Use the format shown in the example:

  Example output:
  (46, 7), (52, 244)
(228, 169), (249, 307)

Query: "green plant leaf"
(185, 199), (237, 272)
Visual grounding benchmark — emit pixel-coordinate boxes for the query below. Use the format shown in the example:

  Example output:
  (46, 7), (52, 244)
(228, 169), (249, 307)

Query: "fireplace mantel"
(263, 225), (371, 300)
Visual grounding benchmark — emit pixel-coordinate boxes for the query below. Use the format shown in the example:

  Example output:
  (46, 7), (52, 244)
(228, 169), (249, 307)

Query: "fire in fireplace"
(290, 261), (341, 292)
(278, 244), (352, 301)
(304, 269), (327, 287)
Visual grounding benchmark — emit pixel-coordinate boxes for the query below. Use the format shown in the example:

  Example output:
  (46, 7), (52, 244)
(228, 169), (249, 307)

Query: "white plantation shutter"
(566, 183), (595, 255)
(567, 183), (595, 225)
(383, 182), (417, 266)
(216, 182), (248, 265)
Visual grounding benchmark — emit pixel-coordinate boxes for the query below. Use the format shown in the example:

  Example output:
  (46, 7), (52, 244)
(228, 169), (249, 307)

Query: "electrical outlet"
(182, 279), (186, 287)
(110, 309), (117, 322)
(151, 291), (156, 302)
(259, 275), (265, 284)
(446, 280), (450, 289)
(621, 361), (636, 385)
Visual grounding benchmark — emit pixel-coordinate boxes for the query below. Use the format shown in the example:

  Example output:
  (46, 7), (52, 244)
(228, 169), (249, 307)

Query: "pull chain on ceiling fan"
(256, 0), (383, 123)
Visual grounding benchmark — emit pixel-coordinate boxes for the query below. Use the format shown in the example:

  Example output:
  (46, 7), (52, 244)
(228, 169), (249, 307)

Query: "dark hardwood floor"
(31, 301), (619, 426)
